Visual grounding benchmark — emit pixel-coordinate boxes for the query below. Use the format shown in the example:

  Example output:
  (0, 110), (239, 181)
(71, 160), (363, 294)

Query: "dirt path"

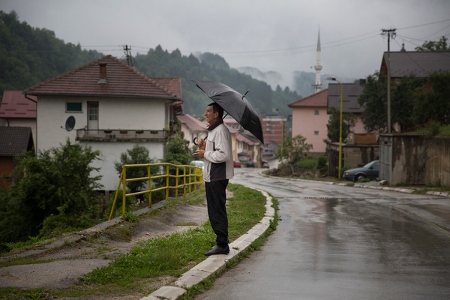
(0, 200), (209, 291)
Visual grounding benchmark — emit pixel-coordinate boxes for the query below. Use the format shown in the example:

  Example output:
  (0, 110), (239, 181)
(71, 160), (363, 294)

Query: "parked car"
(343, 160), (379, 181)
(190, 160), (204, 172)
(233, 161), (242, 168)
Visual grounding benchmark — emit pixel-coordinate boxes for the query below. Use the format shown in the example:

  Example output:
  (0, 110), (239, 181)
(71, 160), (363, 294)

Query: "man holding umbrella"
(195, 102), (234, 256)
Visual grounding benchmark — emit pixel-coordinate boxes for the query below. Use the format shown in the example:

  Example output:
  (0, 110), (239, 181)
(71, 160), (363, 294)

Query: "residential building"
(327, 82), (366, 137)
(0, 90), (37, 147)
(176, 114), (207, 149)
(380, 51), (450, 79)
(223, 117), (261, 164)
(288, 89), (328, 153)
(23, 55), (182, 190)
(0, 127), (34, 187)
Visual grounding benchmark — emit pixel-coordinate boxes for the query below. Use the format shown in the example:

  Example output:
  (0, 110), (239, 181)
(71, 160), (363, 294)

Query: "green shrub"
(317, 156), (327, 169)
(296, 158), (317, 170)
(122, 211), (139, 223)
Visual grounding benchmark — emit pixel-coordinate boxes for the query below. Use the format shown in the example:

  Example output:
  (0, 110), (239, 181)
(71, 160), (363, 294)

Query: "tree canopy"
(415, 36), (450, 52)
(358, 71), (450, 133)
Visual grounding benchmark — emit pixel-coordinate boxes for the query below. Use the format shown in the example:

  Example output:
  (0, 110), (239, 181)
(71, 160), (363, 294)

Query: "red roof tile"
(0, 127), (34, 156)
(288, 89), (328, 107)
(0, 90), (36, 118)
(24, 55), (182, 100)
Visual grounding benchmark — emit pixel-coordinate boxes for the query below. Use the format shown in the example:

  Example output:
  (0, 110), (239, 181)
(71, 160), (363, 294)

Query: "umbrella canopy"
(193, 80), (264, 144)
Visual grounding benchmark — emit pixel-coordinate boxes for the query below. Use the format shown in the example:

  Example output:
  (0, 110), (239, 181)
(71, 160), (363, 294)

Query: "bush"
(296, 158), (317, 170)
(0, 140), (103, 244)
(317, 156), (327, 169)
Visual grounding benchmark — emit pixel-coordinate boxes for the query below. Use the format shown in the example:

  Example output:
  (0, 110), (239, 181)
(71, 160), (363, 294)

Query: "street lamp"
(274, 108), (284, 159)
(327, 77), (343, 179)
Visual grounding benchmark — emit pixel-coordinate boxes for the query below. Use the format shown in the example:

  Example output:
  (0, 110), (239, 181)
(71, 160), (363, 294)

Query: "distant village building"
(288, 89), (328, 153)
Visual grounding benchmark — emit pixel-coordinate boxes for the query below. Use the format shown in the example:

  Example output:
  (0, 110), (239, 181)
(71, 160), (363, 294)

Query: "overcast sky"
(2, 0), (450, 88)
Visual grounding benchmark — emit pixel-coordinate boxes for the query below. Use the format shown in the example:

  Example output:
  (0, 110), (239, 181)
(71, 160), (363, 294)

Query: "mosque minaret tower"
(313, 28), (322, 93)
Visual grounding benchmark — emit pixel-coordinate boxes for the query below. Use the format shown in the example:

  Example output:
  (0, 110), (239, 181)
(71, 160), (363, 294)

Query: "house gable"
(24, 55), (182, 101)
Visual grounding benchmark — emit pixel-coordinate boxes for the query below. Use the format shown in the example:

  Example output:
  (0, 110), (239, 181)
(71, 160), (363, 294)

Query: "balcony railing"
(76, 129), (167, 142)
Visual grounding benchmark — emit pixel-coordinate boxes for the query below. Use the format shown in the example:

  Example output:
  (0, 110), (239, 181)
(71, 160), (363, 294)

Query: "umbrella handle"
(193, 134), (208, 146)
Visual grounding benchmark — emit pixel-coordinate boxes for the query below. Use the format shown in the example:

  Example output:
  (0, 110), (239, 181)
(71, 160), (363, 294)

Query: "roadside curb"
(140, 188), (275, 300)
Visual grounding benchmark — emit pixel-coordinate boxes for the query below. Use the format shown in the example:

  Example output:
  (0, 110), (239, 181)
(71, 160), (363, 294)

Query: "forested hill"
(0, 10), (299, 117)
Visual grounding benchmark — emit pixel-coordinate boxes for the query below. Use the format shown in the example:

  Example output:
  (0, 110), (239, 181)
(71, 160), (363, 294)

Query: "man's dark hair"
(208, 102), (224, 118)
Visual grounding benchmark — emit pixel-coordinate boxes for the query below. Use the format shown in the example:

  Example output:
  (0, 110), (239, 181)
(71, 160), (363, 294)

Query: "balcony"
(76, 129), (167, 142)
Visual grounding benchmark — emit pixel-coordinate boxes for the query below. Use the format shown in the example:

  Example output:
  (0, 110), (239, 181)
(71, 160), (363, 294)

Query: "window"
(314, 110), (319, 115)
(314, 131), (319, 135)
(66, 102), (82, 112)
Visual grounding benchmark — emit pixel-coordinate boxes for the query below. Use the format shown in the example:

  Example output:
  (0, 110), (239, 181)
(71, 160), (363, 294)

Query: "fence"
(108, 163), (203, 220)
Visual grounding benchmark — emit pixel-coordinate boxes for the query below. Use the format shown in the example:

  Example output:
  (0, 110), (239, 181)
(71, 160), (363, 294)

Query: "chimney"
(98, 62), (107, 83)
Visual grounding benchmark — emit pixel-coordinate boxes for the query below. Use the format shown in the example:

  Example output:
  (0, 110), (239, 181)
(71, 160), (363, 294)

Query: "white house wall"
(86, 141), (164, 191)
(37, 96), (168, 191)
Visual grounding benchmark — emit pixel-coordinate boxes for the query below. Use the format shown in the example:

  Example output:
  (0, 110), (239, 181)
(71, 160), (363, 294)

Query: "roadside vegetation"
(0, 183), (277, 300)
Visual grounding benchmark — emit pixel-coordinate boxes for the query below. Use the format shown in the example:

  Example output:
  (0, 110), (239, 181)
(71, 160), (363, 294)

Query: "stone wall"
(327, 142), (379, 177)
(381, 135), (450, 186)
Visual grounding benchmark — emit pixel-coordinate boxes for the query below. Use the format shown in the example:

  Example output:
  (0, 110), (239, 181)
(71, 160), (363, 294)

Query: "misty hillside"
(0, 10), (306, 117)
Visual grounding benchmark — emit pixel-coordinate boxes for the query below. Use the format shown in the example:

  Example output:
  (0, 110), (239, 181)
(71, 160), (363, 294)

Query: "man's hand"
(197, 138), (206, 150)
(195, 149), (205, 158)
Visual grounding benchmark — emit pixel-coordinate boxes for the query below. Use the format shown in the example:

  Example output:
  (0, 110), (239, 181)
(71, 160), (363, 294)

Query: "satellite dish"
(65, 116), (76, 132)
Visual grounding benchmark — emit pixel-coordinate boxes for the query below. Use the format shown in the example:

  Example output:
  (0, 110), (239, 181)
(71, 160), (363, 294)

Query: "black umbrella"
(193, 80), (264, 144)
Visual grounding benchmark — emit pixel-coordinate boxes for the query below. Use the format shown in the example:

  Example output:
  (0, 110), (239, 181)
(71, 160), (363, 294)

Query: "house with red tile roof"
(0, 127), (34, 187)
(223, 117), (261, 165)
(288, 89), (329, 153)
(23, 55), (182, 190)
(176, 114), (207, 150)
(0, 90), (37, 147)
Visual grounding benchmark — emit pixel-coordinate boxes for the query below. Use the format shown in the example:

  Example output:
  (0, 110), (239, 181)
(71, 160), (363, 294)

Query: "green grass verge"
(0, 183), (276, 300)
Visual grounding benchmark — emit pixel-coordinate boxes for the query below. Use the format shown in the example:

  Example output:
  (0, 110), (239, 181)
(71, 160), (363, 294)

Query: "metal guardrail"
(108, 162), (203, 220)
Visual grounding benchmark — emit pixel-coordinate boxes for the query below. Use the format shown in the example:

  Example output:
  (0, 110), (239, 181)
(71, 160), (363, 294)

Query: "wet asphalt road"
(197, 168), (450, 300)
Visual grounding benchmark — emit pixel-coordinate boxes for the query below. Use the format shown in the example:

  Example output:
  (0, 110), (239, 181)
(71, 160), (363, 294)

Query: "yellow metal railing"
(108, 163), (203, 220)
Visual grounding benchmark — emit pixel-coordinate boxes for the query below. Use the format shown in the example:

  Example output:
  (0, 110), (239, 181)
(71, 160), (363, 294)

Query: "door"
(87, 102), (99, 132)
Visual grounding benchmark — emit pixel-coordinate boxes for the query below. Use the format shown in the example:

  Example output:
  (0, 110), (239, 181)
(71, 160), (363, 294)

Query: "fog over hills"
(237, 67), (357, 99)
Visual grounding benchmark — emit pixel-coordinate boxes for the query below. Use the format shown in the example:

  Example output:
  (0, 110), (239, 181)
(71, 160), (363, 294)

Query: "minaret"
(313, 28), (322, 93)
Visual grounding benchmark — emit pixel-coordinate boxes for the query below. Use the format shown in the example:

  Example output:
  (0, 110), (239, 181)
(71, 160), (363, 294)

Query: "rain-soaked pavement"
(197, 168), (450, 300)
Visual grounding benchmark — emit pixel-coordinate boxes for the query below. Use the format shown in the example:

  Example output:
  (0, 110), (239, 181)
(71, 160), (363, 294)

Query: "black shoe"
(204, 245), (230, 256)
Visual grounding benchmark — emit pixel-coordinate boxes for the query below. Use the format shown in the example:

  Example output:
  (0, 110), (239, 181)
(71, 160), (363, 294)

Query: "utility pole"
(123, 45), (132, 66)
(381, 28), (396, 133)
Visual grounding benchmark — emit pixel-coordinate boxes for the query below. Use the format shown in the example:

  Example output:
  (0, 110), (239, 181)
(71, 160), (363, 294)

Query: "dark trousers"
(205, 179), (229, 247)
